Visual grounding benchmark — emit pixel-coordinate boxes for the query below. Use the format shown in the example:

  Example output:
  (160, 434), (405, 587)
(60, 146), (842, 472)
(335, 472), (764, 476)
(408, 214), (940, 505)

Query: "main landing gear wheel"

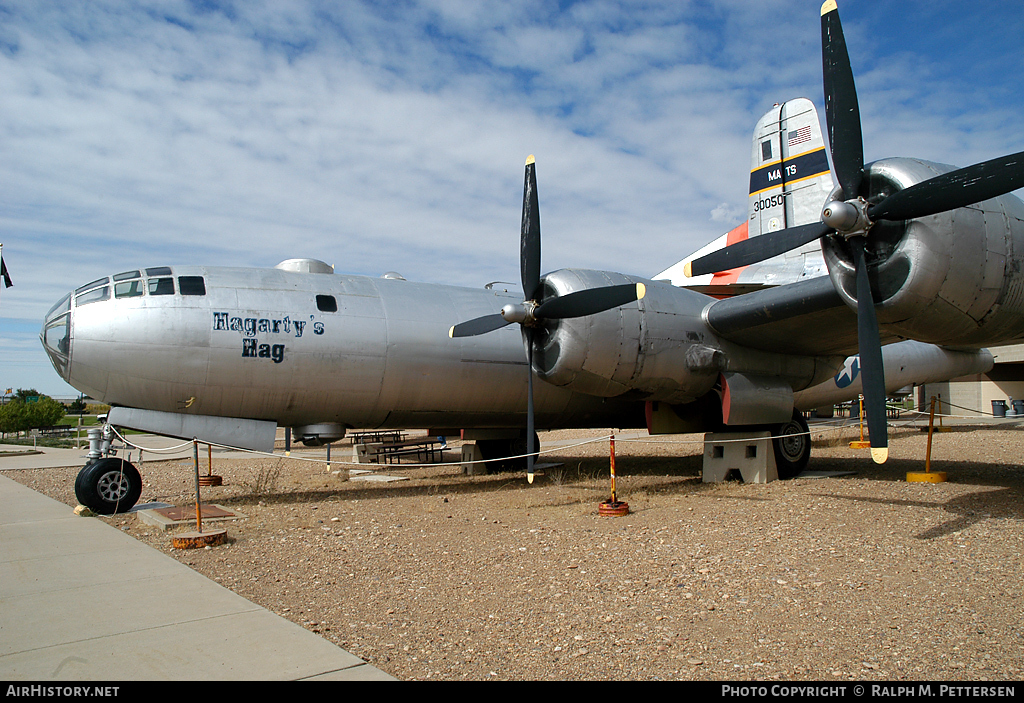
(476, 432), (541, 473)
(772, 412), (811, 480)
(75, 458), (142, 515)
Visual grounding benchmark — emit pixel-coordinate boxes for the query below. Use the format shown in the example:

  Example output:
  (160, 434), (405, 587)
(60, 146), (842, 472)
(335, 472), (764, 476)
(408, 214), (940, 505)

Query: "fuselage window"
(178, 276), (206, 296)
(145, 266), (173, 277)
(114, 280), (144, 298)
(75, 286), (110, 306)
(113, 270), (141, 281)
(316, 294), (338, 312)
(148, 277), (175, 296)
(76, 277), (109, 294)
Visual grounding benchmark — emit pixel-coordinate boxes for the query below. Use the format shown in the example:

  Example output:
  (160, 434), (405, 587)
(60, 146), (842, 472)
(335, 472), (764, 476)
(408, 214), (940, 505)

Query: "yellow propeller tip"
(821, 0), (837, 16)
(871, 447), (888, 464)
(683, 261), (693, 278)
(636, 282), (646, 300)
(526, 154), (535, 165)
(527, 473), (534, 484)
(448, 326), (455, 339)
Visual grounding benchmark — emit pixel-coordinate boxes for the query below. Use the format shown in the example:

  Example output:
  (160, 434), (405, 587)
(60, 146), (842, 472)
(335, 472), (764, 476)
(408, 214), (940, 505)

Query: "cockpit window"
(42, 312), (71, 378)
(46, 293), (71, 320)
(148, 277), (175, 296)
(316, 294), (338, 312)
(75, 285), (109, 306)
(145, 266), (173, 277)
(113, 270), (141, 281)
(178, 276), (206, 296)
(43, 315), (70, 357)
(114, 280), (144, 298)
(75, 277), (109, 294)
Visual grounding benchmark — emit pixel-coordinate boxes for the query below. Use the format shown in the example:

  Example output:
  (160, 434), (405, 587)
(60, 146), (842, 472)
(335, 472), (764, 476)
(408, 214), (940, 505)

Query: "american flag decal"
(788, 126), (812, 148)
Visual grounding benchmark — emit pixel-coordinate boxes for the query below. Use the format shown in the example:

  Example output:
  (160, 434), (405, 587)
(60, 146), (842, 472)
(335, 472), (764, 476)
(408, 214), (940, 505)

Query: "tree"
(0, 391), (66, 435)
(27, 396), (66, 428)
(0, 400), (27, 435)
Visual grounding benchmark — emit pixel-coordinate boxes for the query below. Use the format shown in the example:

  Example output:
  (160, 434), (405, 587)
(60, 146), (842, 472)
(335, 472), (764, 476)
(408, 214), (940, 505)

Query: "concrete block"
(702, 431), (778, 484)
(351, 443), (380, 464)
(461, 442), (486, 475)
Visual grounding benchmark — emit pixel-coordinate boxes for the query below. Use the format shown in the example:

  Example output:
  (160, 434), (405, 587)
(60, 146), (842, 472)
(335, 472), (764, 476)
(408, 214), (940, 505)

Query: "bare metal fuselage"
(43, 266), (647, 431)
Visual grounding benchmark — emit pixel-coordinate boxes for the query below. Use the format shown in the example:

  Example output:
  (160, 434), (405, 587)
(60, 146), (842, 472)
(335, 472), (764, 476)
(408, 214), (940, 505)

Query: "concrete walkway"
(0, 472), (394, 680)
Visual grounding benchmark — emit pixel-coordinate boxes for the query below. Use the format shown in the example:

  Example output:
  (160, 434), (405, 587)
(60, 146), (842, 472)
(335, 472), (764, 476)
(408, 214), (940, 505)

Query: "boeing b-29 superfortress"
(44, 2), (1020, 514)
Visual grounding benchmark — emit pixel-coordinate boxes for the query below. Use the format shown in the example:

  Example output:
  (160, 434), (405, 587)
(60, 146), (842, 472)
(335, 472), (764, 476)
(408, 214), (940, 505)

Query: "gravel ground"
(7, 420), (1024, 681)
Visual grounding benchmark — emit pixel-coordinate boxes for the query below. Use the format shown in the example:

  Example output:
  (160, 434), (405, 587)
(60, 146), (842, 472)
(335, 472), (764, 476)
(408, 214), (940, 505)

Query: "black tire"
(773, 411), (811, 479)
(75, 458), (142, 515)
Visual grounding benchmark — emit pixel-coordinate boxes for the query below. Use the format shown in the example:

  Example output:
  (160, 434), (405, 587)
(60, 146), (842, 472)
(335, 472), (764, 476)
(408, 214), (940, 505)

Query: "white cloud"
(710, 202), (743, 224)
(0, 0), (1021, 393)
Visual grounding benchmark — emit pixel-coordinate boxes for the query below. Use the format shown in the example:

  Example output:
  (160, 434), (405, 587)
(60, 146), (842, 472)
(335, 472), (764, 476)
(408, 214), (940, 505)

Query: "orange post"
(925, 396), (936, 472)
(849, 395), (870, 449)
(599, 433), (629, 516)
(193, 439), (203, 534)
(610, 434), (617, 503)
(908, 395), (947, 482)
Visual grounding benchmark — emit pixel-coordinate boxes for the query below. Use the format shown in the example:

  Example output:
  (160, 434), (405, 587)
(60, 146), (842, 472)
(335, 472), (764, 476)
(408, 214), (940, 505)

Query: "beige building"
(917, 344), (1024, 417)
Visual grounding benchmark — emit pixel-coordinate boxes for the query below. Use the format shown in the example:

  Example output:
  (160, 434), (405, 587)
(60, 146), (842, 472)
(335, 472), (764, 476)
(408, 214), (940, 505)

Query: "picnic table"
(375, 437), (444, 464)
(349, 430), (406, 445)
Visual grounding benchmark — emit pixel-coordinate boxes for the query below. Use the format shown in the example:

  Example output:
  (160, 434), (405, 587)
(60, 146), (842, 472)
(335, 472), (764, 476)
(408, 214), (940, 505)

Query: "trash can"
(992, 400), (1007, 417)
(1013, 400), (1024, 416)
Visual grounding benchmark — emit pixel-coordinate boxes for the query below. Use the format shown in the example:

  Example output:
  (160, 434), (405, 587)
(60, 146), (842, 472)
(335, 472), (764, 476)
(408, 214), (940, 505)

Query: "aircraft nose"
(41, 275), (113, 383)
(41, 290), (73, 382)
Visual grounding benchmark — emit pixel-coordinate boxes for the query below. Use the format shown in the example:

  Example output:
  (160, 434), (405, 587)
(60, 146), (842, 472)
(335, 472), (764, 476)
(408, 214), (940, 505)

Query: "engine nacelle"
(822, 158), (1024, 345)
(532, 270), (831, 405)
(532, 270), (720, 403)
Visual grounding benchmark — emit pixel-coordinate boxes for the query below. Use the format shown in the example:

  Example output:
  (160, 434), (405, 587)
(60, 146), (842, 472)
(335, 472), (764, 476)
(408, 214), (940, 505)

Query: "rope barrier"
(102, 398), (1020, 474)
(109, 426), (195, 453)
(102, 421), (858, 471)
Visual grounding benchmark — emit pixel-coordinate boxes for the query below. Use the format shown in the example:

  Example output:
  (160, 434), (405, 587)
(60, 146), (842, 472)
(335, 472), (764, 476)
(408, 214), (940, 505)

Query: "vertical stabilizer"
(748, 98), (833, 234)
(655, 98), (834, 290)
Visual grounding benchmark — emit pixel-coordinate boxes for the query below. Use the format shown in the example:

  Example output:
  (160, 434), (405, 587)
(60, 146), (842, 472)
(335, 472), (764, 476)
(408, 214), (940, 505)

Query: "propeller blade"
(868, 150), (1024, 222)
(534, 282), (646, 320)
(821, 0), (864, 200)
(685, 221), (831, 278)
(521, 155), (542, 301)
(525, 327), (537, 483)
(851, 237), (888, 464)
(449, 313), (512, 338)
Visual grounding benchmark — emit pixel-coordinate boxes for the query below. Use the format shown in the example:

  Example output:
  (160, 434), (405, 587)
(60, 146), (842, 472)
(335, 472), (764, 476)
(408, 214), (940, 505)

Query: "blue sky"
(2, 0), (1022, 395)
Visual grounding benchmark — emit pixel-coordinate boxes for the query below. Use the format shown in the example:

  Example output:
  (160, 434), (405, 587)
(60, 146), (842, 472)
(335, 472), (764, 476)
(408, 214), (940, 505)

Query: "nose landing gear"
(74, 424), (142, 514)
(75, 457), (142, 515)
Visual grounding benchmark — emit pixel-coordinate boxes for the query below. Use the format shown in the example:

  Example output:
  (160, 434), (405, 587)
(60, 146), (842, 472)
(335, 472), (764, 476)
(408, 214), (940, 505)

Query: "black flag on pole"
(1, 254), (11, 289)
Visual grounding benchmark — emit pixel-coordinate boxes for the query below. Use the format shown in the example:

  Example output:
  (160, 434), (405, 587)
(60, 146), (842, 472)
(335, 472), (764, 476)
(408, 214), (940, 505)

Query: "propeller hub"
(822, 197), (872, 237)
(501, 302), (534, 325)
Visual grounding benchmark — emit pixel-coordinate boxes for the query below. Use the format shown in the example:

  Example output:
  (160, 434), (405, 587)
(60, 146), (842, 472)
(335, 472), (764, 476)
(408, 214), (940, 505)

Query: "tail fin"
(748, 98), (833, 234)
(656, 98), (833, 292)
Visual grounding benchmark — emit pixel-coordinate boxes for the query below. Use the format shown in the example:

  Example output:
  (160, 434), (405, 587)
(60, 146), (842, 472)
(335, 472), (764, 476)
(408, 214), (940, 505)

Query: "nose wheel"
(75, 458), (142, 514)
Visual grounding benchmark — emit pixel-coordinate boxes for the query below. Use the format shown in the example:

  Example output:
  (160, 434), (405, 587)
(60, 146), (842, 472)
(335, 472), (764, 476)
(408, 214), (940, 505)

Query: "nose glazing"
(41, 291), (73, 381)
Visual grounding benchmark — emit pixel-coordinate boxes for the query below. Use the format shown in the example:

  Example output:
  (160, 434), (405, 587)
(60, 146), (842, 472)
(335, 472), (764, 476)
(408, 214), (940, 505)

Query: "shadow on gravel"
(807, 487), (1023, 540)
(224, 452), (709, 507)
(797, 454), (1024, 489)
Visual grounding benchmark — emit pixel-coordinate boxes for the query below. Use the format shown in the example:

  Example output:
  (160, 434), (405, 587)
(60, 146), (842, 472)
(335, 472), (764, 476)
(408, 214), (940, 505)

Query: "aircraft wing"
(702, 275), (902, 358)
